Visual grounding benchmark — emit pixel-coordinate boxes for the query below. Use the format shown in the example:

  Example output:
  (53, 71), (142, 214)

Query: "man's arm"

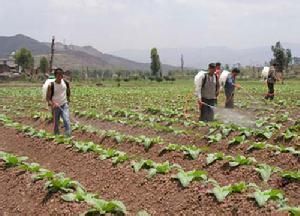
(195, 73), (204, 106)
(46, 85), (52, 106)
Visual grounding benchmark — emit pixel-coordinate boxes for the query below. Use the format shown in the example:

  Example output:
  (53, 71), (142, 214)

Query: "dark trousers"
(265, 83), (274, 100)
(200, 98), (216, 122)
(225, 93), (234, 108)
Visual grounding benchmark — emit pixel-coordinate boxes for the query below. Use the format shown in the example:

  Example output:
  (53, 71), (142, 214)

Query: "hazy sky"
(1, 0), (299, 52)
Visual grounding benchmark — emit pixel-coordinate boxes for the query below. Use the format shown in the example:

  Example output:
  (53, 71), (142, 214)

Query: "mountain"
(0, 34), (49, 57)
(110, 44), (300, 68)
(0, 34), (176, 71)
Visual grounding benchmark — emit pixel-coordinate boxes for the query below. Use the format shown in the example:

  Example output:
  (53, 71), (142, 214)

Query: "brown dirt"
(0, 164), (88, 215)
(0, 124), (297, 215)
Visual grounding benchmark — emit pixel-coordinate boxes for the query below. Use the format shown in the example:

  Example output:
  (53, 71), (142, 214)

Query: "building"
(0, 59), (17, 73)
(293, 57), (300, 65)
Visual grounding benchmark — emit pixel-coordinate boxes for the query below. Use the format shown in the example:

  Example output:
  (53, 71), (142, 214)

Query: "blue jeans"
(53, 103), (71, 136)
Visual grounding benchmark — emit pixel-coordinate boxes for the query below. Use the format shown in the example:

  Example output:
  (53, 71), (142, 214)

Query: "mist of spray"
(214, 107), (256, 128)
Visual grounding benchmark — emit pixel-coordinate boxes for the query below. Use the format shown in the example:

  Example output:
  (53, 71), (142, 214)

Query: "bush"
(155, 77), (163, 82)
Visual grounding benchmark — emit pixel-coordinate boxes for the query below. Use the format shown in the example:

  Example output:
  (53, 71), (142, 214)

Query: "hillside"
(0, 34), (177, 71)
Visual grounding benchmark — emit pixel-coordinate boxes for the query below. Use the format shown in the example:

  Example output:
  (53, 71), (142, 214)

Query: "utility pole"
(181, 54), (184, 73)
(49, 36), (55, 74)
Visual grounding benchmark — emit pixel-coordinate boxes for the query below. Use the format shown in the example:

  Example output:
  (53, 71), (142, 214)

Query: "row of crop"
(2, 114), (299, 187)
(0, 114), (299, 213)
(22, 112), (300, 173)
(0, 151), (127, 215)
(29, 111), (300, 164)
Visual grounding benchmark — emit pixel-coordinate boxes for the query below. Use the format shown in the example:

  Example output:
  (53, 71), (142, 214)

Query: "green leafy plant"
(281, 170), (300, 181)
(252, 189), (284, 207)
(228, 135), (246, 146)
(279, 206), (300, 216)
(84, 197), (127, 215)
(20, 162), (42, 173)
(228, 155), (257, 167)
(210, 182), (247, 202)
(45, 173), (82, 193)
(206, 152), (225, 165)
(62, 186), (97, 202)
(0, 151), (28, 167)
(247, 142), (270, 152)
(172, 170), (207, 187)
(132, 160), (175, 178)
(207, 133), (222, 144)
(254, 164), (281, 182)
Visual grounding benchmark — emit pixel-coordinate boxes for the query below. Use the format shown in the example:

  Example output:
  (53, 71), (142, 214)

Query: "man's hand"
(235, 83), (241, 89)
(49, 101), (59, 108)
(197, 99), (203, 109)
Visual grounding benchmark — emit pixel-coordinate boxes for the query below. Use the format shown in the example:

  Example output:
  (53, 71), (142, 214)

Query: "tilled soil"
(0, 164), (88, 215)
(0, 125), (296, 215)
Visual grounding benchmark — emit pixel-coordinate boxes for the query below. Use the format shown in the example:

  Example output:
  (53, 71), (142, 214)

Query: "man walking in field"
(265, 63), (278, 100)
(224, 68), (241, 108)
(194, 63), (220, 122)
(46, 68), (71, 136)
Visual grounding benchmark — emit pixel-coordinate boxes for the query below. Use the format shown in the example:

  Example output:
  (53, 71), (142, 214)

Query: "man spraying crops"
(46, 68), (71, 136)
(194, 63), (220, 122)
(224, 68), (241, 108)
(265, 63), (278, 100)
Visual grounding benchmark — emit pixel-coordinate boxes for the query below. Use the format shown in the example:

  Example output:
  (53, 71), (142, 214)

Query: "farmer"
(215, 62), (222, 79)
(224, 68), (241, 108)
(195, 63), (220, 122)
(265, 63), (278, 100)
(46, 68), (71, 136)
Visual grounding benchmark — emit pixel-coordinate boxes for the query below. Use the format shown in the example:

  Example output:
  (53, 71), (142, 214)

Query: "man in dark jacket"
(224, 68), (241, 108)
(265, 63), (278, 100)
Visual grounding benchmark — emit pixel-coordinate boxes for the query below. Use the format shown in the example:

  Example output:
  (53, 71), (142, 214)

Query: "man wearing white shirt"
(46, 68), (71, 136)
(194, 63), (220, 122)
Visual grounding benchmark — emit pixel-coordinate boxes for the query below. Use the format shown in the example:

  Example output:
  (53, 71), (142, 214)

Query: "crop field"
(0, 80), (299, 215)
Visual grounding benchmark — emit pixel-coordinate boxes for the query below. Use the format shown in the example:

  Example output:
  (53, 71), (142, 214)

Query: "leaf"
(20, 162), (41, 173)
(254, 164), (279, 182)
(182, 146), (202, 160)
(247, 142), (267, 151)
(253, 189), (284, 207)
(206, 152), (224, 165)
(228, 155), (256, 167)
(230, 182), (247, 193)
(228, 135), (246, 145)
(211, 185), (232, 202)
(279, 206), (300, 216)
(207, 133), (223, 144)
(173, 170), (207, 187)
(281, 170), (300, 181)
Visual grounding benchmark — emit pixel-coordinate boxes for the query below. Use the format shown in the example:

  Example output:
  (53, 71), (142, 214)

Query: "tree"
(286, 48), (292, 72)
(224, 64), (230, 70)
(39, 57), (49, 74)
(14, 48), (34, 72)
(271, 41), (292, 73)
(150, 48), (161, 77)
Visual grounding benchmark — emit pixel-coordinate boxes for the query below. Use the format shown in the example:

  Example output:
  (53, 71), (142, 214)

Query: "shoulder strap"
(201, 73), (208, 89)
(50, 82), (54, 100)
(64, 80), (71, 101)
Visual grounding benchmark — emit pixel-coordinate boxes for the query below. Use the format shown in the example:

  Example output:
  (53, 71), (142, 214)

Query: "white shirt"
(52, 80), (68, 106)
(194, 71), (206, 99)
